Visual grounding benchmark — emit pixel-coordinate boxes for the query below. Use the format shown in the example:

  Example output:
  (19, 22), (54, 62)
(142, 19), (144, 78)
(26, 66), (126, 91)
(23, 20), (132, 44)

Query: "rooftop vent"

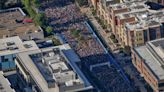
(24, 44), (32, 48)
(6, 42), (15, 46)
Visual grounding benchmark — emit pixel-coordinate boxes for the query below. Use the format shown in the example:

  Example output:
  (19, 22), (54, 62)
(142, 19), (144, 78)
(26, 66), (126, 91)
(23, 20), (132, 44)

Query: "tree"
(52, 38), (61, 46)
(34, 13), (46, 27)
(23, 0), (30, 8)
(46, 26), (53, 34)
(76, 0), (88, 6)
(32, 0), (41, 8)
(22, 0), (36, 18)
(123, 46), (131, 55)
(28, 7), (36, 18)
(91, 8), (96, 16)
(110, 34), (115, 39)
(71, 29), (81, 38)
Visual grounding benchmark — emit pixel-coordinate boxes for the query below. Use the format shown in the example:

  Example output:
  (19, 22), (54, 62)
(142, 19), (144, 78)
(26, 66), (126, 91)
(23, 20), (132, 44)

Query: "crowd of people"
(92, 65), (134, 92)
(41, 0), (133, 91)
(62, 28), (105, 58)
(43, 0), (106, 58)
(45, 2), (86, 32)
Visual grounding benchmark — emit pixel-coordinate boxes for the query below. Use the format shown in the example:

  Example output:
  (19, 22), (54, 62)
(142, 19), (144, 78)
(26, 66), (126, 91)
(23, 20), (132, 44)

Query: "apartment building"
(0, 36), (39, 71)
(96, 0), (164, 47)
(15, 44), (93, 92)
(149, 0), (164, 5)
(96, 0), (146, 33)
(132, 38), (164, 92)
(116, 9), (164, 47)
(96, 0), (121, 32)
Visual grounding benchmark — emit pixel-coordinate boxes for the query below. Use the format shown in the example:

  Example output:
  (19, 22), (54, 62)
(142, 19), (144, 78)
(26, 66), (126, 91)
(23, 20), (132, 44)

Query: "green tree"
(110, 34), (115, 39)
(46, 26), (53, 34)
(32, 0), (41, 8)
(28, 8), (36, 18)
(22, 0), (36, 18)
(76, 0), (88, 6)
(71, 29), (80, 38)
(34, 13), (46, 27)
(52, 38), (61, 46)
(23, 0), (30, 8)
(123, 46), (131, 55)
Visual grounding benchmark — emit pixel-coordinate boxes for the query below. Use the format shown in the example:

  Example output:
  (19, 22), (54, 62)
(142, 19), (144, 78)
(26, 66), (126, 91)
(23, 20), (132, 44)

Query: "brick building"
(132, 38), (164, 92)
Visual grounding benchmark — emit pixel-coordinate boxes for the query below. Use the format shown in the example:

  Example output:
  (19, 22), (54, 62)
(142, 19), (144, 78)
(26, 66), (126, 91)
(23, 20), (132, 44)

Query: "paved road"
(82, 8), (131, 86)
(81, 7), (147, 92)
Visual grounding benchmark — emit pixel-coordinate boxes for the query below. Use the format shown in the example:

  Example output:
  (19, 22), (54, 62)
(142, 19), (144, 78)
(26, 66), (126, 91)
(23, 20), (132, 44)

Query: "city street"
(80, 6), (147, 92)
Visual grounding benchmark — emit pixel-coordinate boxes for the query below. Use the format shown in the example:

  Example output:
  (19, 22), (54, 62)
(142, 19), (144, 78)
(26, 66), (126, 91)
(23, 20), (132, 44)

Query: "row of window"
(1, 56), (15, 62)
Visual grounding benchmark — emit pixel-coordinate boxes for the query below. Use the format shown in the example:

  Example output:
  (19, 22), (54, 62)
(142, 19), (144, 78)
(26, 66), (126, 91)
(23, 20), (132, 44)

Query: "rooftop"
(125, 9), (164, 31)
(101, 0), (164, 31)
(0, 71), (15, 92)
(110, 0), (147, 10)
(16, 44), (92, 92)
(0, 36), (39, 56)
(0, 7), (41, 38)
(135, 38), (164, 80)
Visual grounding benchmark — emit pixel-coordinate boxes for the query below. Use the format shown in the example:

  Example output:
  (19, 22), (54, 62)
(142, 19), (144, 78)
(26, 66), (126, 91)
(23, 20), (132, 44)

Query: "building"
(96, 0), (147, 36)
(0, 7), (44, 40)
(132, 38), (164, 92)
(121, 0), (164, 5)
(15, 44), (93, 92)
(0, 36), (39, 71)
(96, 0), (164, 47)
(117, 9), (164, 47)
(0, 71), (15, 92)
(149, 0), (164, 5)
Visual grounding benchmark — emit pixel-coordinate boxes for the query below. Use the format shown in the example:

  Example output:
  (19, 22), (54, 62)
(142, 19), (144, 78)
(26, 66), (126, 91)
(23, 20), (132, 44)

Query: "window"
(159, 82), (164, 87)
(143, 30), (148, 42)
(160, 90), (164, 92)
(1, 56), (4, 62)
(13, 57), (15, 61)
(2, 58), (9, 62)
(158, 0), (162, 3)
(160, 23), (164, 37)
(139, 33), (142, 36)
(149, 28), (157, 40)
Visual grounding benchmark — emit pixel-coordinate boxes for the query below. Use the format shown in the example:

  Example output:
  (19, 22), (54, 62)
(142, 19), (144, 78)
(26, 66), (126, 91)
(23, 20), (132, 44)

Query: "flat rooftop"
(125, 9), (164, 30)
(135, 38), (164, 80)
(0, 71), (15, 92)
(110, 1), (164, 31)
(102, 0), (163, 31)
(16, 44), (92, 92)
(102, 0), (120, 5)
(0, 36), (39, 56)
(0, 7), (41, 38)
(110, 0), (147, 10)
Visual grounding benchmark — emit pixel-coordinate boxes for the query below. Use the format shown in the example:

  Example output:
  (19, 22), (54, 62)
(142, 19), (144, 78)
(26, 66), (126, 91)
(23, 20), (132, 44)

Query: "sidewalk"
(80, 7), (118, 51)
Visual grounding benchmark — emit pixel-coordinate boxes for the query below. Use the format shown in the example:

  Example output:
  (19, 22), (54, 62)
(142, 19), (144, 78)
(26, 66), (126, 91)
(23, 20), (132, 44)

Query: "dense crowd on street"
(41, 0), (133, 91)
(43, 0), (106, 59)
(92, 65), (134, 92)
